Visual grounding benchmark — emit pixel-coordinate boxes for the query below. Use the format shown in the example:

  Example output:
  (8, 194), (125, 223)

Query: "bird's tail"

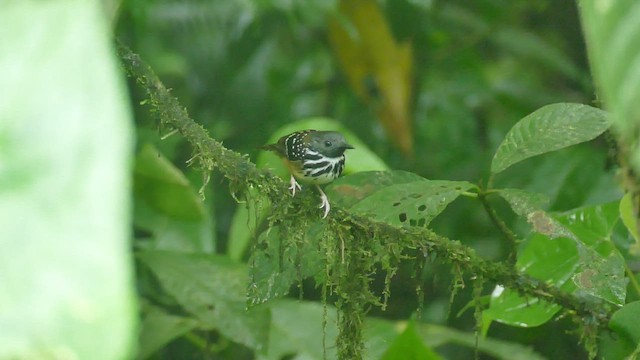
(259, 143), (285, 157)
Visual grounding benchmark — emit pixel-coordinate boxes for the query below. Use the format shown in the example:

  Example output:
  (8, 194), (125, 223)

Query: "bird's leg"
(316, 185), (331, 218)
(289, 175), (302, 196)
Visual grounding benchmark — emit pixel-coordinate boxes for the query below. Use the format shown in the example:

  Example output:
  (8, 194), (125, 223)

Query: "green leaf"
(0, 2), (135, 359)
(134, 143), (205, 221)
(381, 322), (441, 360)
(365, 318), (546, 360)
(484, 234), (577, 328)
(497, 188), (575, 240)
(261, 300), (339, 360)
(486, 201), (627, 328)
(620, 193), (640, 256)
(350, 180), (476, 227)
(555, 202), (627, 305)
(133, 144), (214, 253)
(491, 103), (610, 174)
(580, 0), (640, 171)
(137, 251), (270, 350)
(134, 199), (215, 253)
(609, 301), (640, 347)
(326, 170), (426, 208)
(137, 306), (200, 359)
(248, 225), (325, 305)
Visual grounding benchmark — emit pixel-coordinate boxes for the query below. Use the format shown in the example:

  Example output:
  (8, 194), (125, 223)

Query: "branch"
(116, 42), (613, 329)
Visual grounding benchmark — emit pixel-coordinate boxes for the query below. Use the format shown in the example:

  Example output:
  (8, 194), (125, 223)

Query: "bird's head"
(307, 131), (354, 157)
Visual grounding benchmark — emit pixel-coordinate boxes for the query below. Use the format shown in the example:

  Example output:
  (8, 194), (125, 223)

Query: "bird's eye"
(324, 141), (332, 147)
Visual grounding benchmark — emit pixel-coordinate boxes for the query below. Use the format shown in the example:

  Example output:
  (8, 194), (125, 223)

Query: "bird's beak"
(345, 143), (354, 150)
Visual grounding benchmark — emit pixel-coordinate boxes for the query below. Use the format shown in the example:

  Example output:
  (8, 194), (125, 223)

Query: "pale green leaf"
(580, 0), (640, 172)
(0, 1), (135, 359)
(620, 193), (640, 256)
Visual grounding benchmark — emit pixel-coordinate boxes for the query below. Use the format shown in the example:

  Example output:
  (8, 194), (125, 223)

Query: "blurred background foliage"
(116, 0), (628, 358)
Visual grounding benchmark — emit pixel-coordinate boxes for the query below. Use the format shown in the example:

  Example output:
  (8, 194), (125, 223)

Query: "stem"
(478, 192), (519, 267)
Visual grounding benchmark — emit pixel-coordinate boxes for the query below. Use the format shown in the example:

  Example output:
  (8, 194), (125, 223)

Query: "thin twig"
(479, 191), (519, 267)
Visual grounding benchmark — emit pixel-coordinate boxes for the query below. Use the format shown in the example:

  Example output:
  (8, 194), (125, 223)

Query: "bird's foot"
(289, 176), (302, 196)
(316, 186), (331, 219)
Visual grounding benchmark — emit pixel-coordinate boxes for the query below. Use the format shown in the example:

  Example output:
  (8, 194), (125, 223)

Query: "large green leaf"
(0, 2), (135, 359)
(605, 301), (640, 357)
(491, 103), (610, 174)
(350, 180), (476, 227)
(326, 170), (426, 209)
(134, 143), (205, 221)
(248, 225), (325, 305)
(580, 0), (640, 172)
(259, 300), (339, 360)
(137, 251), (270, 350)
(485, 201), (626, 328)
(133, 143), (214, 253)
(555, 202), (626, 305)
(484, 234), (577, 328)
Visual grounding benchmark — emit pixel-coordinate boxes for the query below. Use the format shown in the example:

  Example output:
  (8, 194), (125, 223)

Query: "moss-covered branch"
(117, 42), (613, 356)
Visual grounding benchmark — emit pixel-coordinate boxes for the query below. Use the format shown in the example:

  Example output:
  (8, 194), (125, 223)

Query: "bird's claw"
(317, 186), (331, 219)
(289, 176), (302, 196)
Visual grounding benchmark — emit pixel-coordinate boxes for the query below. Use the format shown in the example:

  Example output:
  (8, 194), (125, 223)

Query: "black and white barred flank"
(299, 149), (346, 185)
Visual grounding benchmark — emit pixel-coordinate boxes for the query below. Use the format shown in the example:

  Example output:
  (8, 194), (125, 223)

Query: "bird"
(261, 130), (354, 218)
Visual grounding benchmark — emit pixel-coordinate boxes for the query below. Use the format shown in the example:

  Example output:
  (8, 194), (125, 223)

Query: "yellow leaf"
(328, 0), (414, 155)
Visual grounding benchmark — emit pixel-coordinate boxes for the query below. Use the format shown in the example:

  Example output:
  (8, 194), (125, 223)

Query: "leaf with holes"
(491, 103), (610, 174)
(350, 180), (476, 227)
(326, 170), (426, 208)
